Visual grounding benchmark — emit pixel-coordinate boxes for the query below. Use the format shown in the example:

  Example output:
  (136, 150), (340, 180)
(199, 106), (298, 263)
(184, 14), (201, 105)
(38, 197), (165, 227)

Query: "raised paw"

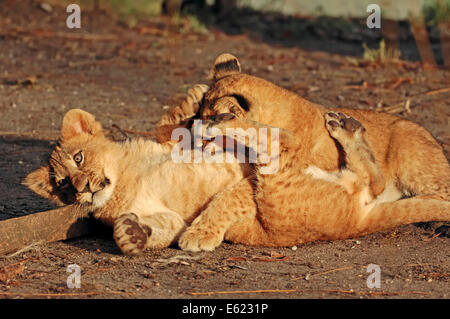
(113, 213), (152, 255)
(178, 226), (224, 252)
(324, 111), (365, 138)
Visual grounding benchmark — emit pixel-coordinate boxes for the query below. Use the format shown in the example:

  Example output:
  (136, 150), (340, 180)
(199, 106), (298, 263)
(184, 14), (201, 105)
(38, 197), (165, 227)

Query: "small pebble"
(40, 3), (52, 13)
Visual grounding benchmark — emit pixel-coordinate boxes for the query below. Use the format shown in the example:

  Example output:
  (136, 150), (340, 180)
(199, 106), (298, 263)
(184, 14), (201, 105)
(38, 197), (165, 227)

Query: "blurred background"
(6, 0), (448, 64)
(36, 0), (450, 66)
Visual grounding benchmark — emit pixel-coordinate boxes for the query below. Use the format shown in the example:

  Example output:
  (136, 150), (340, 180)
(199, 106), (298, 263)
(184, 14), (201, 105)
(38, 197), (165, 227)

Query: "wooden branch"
(0, 205), (93, 256)
(377, 86), (450, 114)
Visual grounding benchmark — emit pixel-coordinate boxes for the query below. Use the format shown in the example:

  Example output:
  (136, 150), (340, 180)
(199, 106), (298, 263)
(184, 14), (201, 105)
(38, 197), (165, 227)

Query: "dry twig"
(291, 266), (354, 281)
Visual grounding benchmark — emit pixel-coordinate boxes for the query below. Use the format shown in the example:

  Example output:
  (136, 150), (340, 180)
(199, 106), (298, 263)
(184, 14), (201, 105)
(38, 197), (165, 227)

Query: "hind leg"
(387, 121), (450, 235)
(306, 111), (386, 198)
(178, 178), (258, 252)
(388, 120), (450, 200)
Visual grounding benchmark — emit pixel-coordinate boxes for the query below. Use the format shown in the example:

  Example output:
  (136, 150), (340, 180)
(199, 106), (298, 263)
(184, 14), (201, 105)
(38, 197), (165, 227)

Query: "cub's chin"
(92, 186), (115, 208)
(75, 185), (115, 208)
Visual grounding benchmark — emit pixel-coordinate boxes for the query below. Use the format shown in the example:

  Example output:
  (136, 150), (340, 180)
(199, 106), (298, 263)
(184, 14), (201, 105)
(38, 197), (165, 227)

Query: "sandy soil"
(0, 0), (449, 299)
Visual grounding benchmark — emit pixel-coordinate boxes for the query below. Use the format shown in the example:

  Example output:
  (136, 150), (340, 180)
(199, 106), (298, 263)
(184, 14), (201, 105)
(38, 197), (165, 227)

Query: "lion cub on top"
(25, 55), (449, 254)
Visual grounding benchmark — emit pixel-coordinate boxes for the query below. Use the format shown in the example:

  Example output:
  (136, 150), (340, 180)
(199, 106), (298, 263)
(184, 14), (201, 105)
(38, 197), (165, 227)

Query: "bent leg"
(178, 178), (257, 252)
(323, 111), (385, 197)
(388, 120), (450, 200)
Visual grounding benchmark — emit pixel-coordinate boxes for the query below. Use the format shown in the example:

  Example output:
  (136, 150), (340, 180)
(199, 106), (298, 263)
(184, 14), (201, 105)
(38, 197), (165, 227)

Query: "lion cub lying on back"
(24, 107), (251, 254)
(25, 55), (449, 254)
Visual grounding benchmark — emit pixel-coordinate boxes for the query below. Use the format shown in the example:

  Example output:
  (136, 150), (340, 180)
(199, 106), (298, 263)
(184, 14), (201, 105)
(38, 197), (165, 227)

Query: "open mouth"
(56, 176), (112, 206)
(76, 188), (107, 205)
(77, 182), (113, 208)
(76, 191), (94, 204)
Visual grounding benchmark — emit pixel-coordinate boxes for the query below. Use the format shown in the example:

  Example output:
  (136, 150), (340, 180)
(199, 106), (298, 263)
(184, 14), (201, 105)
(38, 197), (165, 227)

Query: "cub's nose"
(81, 177), (110, 194)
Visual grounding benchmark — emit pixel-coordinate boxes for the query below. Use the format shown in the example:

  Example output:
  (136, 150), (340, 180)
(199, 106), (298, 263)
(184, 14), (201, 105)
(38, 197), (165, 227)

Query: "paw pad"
(324, 111), (364, 134)
(114, 213), (151, 255)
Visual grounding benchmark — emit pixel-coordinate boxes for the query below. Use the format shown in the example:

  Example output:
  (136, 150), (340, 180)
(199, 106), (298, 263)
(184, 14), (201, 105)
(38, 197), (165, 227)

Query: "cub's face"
(24, 109), (116, 208)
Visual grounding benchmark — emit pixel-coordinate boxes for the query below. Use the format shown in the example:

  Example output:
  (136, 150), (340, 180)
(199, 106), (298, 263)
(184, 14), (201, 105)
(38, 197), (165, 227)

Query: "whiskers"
(73, 203), (92, 220)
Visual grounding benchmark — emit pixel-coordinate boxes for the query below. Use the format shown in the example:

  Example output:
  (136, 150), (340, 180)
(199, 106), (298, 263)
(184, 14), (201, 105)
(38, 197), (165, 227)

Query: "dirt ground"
(0, 0), (449, 299)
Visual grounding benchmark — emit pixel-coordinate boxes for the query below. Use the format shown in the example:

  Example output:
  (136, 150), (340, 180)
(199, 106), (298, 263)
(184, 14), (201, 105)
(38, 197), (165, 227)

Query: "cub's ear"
(61, 109), (103, 140)
(210, 53), (241, 81)
(22, 165), (72, 206)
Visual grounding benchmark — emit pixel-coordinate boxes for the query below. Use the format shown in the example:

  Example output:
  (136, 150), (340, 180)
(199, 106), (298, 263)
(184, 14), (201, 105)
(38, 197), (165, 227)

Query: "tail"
(157, 84), (209, 127)
(356, 198), (450, 235)
(210, 53), (241, 81)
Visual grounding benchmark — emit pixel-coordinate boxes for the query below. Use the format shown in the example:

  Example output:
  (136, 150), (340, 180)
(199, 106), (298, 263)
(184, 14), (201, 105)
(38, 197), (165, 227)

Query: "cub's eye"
(73, 151), (83, 165)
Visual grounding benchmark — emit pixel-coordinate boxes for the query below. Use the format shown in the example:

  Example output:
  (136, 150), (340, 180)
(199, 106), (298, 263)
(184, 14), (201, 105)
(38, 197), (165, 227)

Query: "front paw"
(178, 226), (224, 252)
(113, 213), (152, 255)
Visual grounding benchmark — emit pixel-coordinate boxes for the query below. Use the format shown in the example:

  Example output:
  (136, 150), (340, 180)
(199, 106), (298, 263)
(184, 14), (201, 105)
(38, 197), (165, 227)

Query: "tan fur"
(208, 53), (241, 81)
(178, 113), (449, 250)
(25, 54), (450, 254)
(201, 54), (450, 201)
(173, 53), (450, 251)
(157, 84), (209, 128)
(24, 107), (249, 254)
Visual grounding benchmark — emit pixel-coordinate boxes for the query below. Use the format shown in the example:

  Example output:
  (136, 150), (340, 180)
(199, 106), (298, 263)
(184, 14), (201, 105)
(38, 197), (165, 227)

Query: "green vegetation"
(362, 40), (401, 62)
(422, 0), (450, 24)
(107, 0), (163, 20)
